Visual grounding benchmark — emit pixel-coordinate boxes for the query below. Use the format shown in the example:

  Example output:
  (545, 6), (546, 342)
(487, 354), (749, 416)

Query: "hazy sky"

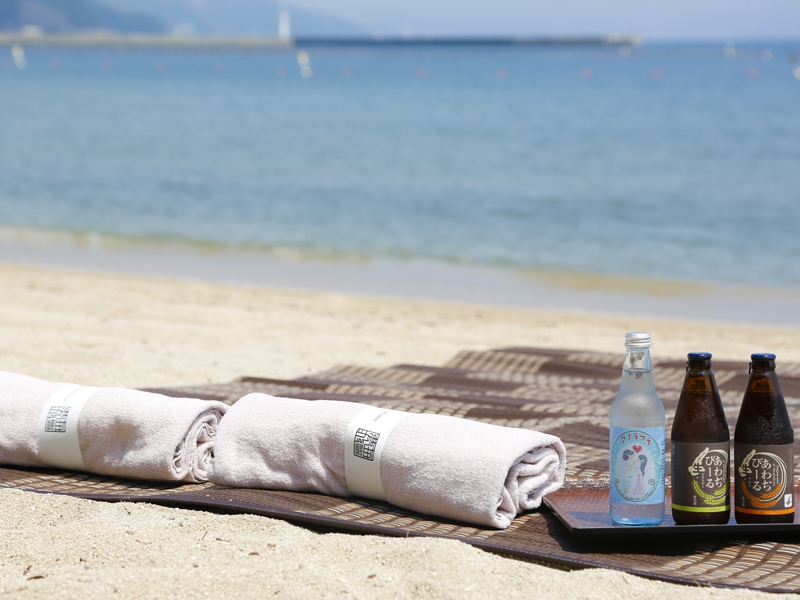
(281, 0), (800, 40)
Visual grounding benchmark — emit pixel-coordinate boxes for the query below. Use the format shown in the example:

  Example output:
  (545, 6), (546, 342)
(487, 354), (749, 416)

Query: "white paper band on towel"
(37, 385), (100, 471)
(344, 406), (408, 501)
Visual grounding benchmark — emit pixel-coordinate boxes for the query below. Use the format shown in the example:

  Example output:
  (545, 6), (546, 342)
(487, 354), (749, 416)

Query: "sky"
(279, 0), (800, 40)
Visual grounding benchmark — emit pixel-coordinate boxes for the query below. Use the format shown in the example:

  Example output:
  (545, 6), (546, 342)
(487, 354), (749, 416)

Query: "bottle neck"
(751, 357), (776, 372)
(737, 362), (791, 443)
(672, 358), (728, 441)
(746, 366), (783, 397)
(620, 347), (657, 395)
(687, 357), (711, 373)
(624, 347), (652, 372)
(684, 360), (716, 395)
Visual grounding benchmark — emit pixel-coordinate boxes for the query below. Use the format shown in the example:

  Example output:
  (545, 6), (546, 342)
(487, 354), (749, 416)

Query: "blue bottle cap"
(751, 353), (776, 360)
(687, 352), (712, 359)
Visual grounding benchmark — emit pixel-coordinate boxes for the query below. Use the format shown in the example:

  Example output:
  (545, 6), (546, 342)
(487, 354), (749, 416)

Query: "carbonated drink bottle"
(734, 353), (795, 524)
(610, 332), (666, 526)
(671, 352), (730, 524)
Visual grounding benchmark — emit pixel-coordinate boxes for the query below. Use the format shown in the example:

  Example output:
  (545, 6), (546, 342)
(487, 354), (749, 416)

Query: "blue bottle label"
(610, 426), (665, 504)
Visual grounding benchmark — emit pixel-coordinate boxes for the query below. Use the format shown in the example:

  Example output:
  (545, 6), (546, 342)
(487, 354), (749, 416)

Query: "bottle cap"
(751, 353), (776, 361)
(625, 332), (651, 348)
(687, 352), (712, 359)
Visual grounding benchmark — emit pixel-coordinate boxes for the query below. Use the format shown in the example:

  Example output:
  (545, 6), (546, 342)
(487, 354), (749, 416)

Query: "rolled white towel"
(210, 394), (566, 528)
(0, 371), (227, 482)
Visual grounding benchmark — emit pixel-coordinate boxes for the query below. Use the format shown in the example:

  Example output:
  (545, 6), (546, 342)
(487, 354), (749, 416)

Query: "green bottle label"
(671, 441), (730, 513)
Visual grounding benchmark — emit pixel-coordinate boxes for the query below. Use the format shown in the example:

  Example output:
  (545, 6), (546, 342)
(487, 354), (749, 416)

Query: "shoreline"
(2, 232), (800, 329)
(1, 260), (798, 389)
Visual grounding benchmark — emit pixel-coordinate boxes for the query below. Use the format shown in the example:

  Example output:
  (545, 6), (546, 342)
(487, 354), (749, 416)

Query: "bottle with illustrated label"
(734, 353), (795, 524)
(671, 352), (730, 525)
(609, 332), (666, 526)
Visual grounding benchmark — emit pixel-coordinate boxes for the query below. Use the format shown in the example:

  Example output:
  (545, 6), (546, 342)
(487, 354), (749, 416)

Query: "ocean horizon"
(2, 40), (800, 314)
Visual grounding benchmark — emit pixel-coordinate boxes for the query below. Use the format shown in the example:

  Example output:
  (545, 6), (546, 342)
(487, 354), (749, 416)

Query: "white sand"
(1, 262), (798, 599)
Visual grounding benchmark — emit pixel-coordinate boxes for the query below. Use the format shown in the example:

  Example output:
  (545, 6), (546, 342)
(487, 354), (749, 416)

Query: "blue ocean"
(1, 42), (799, 288)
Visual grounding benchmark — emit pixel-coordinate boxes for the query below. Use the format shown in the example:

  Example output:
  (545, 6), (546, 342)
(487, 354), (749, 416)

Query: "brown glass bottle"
(671, 353), (730, 524)
(734, 353), (795, 524)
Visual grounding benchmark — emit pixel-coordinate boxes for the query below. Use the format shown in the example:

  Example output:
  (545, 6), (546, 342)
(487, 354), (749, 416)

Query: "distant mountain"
(106, 0), (364, 37)
(0, 0), (165, 33)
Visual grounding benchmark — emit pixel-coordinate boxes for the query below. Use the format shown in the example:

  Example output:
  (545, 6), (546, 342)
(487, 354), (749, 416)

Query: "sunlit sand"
(1, 261), (797, 598)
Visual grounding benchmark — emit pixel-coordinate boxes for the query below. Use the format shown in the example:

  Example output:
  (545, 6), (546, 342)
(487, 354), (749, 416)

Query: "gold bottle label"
(734, 443), (795, 516)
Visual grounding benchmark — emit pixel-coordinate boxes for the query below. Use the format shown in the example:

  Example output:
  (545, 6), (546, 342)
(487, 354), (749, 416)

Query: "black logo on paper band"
(353, 428), (380, 461)
(44, 406), (71, 433)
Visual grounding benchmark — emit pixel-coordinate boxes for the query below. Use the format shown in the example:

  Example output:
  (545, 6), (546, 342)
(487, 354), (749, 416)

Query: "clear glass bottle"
(609, 332), (666, 526)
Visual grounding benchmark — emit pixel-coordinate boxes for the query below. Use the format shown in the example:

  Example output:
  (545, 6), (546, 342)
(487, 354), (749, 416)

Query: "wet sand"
(3, 230), (800, 327)
(1, 261), (798, 598)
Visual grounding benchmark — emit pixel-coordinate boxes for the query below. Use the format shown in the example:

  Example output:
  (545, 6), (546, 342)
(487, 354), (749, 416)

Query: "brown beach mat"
(3, 347), (800, 592)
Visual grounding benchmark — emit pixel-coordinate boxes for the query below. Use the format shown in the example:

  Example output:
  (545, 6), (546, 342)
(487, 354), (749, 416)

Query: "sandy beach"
(1, 261), (798, 598)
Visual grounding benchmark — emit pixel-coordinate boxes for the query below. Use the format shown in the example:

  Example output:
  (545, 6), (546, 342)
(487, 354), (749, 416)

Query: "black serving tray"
(543, 477), (800, 540)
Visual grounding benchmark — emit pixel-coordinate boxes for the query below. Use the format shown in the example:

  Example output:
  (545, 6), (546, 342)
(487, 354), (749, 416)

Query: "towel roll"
(210, 394), (566, 528)
(0, 371), (227, 482)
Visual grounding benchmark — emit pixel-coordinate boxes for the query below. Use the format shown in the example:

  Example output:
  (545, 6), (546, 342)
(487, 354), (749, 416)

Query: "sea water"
(1, 42), (799, 289)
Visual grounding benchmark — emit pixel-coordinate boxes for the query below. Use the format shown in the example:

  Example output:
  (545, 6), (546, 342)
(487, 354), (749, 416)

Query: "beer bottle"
(610, 332), (666, 526)
(734, 353), (795, 524)
(671, 352), (730, 524)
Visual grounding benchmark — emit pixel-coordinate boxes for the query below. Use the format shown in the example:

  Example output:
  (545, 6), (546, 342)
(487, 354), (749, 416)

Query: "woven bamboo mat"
(3, 347), (800, 592)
